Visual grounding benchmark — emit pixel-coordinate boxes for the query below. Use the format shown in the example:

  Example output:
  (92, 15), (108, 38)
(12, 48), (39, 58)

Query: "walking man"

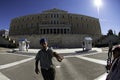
(108, 41), (113, 61)
(35, 38), (64, 80)
(106, 41), (113, 72)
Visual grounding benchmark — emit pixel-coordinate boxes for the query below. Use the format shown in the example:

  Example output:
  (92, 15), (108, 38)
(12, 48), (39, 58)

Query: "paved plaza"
(0, 47), (108, 80)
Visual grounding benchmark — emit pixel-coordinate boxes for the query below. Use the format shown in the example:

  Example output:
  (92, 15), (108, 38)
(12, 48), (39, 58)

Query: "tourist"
(106, 41), (113, 72)
(35, 38), (64, 80)
(82, 41), (85, 51)
(108, 41), (113, 62)
(26, 41), (29, 51)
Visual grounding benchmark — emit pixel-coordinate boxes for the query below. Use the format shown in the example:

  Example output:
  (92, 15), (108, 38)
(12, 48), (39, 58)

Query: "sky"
(0, 0), (120, 35)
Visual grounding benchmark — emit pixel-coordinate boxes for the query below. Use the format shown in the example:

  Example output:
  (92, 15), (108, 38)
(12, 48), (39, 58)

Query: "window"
(31, 23), (33, 27)
(67, 29), (69, 33)
(38, 16), (40, 19)
(45, 15), (47, 18)
(51, 14), (53, 18)
(64, 29), (66, 34)
(31, 17), (34, 20)
(54, 21), (56, 24)
(57, 29), (59, 34)
(54, 29), (56, 34)
(47, 29), (49, 34)
(43, 29), (45, 34)
(81, 17), (83, 20)
(50, 29), (52, 34)
(40, 29), (42, 34)
(27, 17), (29, 20)
(57, 14), (59, 18)
(54, 14), (56, 18)
(57, 21), (59, 24)
(61, 29), (63, 34)
(37, 23), (39, 26)
(51, 21), (53, 24)
(26, 24), (28, 27)
(77, 24), (79, 27)
(63, 15), (64, 18)
(76, 17), (78, 19)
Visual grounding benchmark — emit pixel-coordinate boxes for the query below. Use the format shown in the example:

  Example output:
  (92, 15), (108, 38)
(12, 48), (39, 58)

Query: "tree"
(107, 29), (113, 36)
(118, 32), (120, 37)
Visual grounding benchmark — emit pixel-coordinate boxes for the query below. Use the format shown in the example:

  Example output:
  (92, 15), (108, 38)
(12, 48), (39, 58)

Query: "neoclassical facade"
(9, 8), (101, 35)
(9, 8), (102, 48)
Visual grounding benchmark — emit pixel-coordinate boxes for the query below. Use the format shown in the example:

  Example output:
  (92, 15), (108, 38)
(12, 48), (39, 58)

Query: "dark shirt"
(35, 48), (54, 69)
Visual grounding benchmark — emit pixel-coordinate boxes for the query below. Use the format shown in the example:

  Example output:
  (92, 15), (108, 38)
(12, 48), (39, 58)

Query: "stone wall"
(10, 34), (99, 48)
(0, 36), (10, 45)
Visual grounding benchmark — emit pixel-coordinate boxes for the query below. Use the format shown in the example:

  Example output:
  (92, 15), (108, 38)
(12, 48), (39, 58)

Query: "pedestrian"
(106, 46), (120, 80)
(108, 40), (113, 61)
(82, 41), (85, 51)
(26, 42), (29, 51)
(106, 41), (113, 72)
(35, 38), (64, 80)
(25, 39), (30, 52)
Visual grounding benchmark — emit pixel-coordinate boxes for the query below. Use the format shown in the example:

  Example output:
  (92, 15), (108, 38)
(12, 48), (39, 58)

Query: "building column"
(41, 29), (43, 34)
(39, 29), (41, 34)
(59, 28), (61, 34)
(64, 29), (66, 34)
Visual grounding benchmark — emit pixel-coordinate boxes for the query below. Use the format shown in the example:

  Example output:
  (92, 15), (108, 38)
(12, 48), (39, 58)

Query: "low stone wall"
(0, 36), (10, 45)
(10, 34), (99, 48)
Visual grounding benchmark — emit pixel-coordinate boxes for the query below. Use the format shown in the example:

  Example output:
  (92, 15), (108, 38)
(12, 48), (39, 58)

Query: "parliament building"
(9, 8), (101, 48)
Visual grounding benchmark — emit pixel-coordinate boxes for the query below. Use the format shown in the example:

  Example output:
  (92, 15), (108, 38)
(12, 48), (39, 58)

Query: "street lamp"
(94, 0), (102, 18)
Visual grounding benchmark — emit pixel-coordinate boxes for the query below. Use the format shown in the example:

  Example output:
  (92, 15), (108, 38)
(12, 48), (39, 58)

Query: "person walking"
(108, 41), (113, 62)
(35, 38), (64, 80)
(106, 41), (113, 72)
(26, 41), (29, 51)
(82, 41), (85, 51)
(106, 46), (120, 80)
